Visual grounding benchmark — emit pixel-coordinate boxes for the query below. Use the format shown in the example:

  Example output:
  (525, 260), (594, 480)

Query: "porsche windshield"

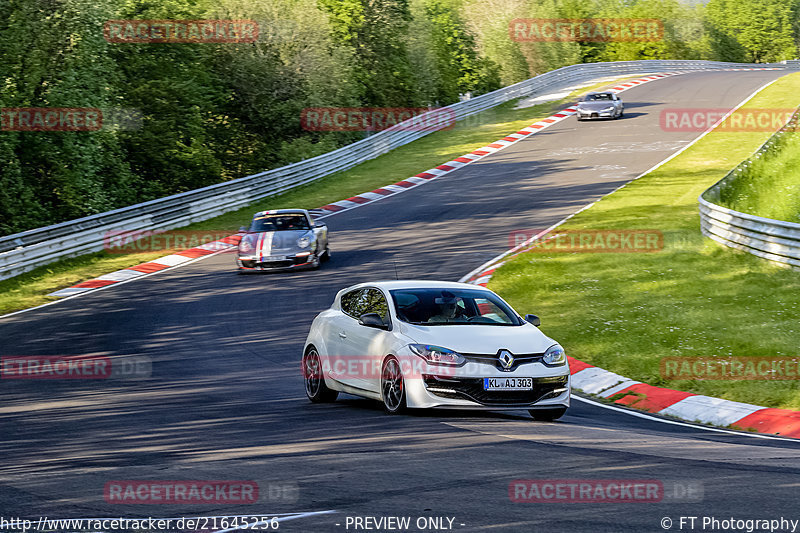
(390, 288), (523, 326)
(249, 214), (310, 232)
(582, 93), (613, 101)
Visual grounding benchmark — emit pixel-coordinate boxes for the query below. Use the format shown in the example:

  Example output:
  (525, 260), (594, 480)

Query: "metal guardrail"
(0, 60), (788, 281)
(699, 108), (800, 268)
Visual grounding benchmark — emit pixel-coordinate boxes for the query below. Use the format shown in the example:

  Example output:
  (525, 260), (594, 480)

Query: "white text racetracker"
(338, 516), (464, 531)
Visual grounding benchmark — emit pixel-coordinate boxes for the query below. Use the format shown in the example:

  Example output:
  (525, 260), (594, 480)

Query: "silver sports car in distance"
(237, 209), (329, 272)
(576, 91), (624, 121)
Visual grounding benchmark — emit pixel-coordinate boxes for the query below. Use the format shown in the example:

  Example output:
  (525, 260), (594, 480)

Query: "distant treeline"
(1, 0), (798, 236)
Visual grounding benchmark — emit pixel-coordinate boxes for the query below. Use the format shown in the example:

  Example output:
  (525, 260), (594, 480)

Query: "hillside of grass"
(716, 112), (800, 223)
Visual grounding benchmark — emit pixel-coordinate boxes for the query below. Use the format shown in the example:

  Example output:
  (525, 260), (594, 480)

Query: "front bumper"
(576, 109), (616, 119)
(237, 253), (315, 271)
(398, 353), (571, 410)
(421, 375), (569, 408)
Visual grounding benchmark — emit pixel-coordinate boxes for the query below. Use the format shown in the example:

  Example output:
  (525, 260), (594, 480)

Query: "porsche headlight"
(297, 236), (311, 249)
(409, 344), (465, 366)
(543, 344), (566, 366)
(239, 234), (257, 254)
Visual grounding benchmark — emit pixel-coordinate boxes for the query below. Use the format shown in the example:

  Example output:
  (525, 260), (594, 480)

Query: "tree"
(554, 0), (606, 64)
(461, 0), (532, 84)
(0, 0), (134, 234)
(706, 0), (798, 63)
(207, 0), (363, 168)
(410, 0), (499, 104)
(318, 0), (418, 106)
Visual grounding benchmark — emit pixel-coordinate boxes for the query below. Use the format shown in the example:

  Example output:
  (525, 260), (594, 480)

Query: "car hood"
(577, 101), (616, 110)
(248, 229), (312, 252)
(397, 322), (556, 354)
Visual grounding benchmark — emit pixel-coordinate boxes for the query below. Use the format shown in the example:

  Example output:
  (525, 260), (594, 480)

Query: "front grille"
(254, 256), (310, 268)
(423, 375), (568, 406)
(259, 259), (294, 268)
(462, 352), (544, 371)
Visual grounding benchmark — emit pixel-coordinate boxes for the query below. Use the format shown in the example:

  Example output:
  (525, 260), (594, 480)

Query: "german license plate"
(483, 377), (533, 391)
(261, 255), (285, 262)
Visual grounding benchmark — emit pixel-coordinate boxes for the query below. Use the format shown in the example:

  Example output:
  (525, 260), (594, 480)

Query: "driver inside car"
(428, 296), (467, 323)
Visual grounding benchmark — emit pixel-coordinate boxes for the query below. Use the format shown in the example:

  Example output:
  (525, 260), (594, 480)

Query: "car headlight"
(543, 344), (566, 366)
(297, 236), (311, 249)
(239, 234), (257, 254)
(409, 344), (465, 366)
(602, 106), (615, 112)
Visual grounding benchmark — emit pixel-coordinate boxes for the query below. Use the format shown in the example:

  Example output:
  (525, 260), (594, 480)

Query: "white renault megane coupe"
(302, 280), (570, 420)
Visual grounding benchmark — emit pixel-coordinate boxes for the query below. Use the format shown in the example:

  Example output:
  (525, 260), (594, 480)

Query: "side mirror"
(315, 221), (326, 228)
(358, 313), (388, 330)
(525, 314), (541, 327)
(239, 226), (248, 233)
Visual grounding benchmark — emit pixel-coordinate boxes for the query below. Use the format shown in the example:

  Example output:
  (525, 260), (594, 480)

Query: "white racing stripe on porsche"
(256, 232), (272, 262)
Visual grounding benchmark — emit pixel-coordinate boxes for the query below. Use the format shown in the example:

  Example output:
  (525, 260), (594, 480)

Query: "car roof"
(330, 280), (505, 311)
(343, 280), (492, 292)
(252, 208), (309, 217)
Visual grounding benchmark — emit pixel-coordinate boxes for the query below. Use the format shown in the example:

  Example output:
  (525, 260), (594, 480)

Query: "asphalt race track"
(2, 70), (799, 532)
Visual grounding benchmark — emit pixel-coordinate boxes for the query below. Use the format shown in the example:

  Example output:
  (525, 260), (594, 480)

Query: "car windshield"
(389, 288), (523, 326)
(583, 93), (613, 101)
(249, 214), (310, 232)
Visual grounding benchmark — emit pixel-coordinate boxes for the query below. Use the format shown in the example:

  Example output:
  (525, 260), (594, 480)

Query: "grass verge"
(0, 75), (639, 315)
(490, 73), (800, 410)
(717, 110), (800, 223)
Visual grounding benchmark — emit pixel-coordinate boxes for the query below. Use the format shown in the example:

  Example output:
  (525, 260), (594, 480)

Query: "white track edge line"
(572, 395), (799, 443)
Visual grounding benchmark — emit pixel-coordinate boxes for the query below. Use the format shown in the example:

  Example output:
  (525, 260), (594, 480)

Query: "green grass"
(0, 75), (637, 315)
(716, 116), (800, 223)
(490, 72), (800, 410)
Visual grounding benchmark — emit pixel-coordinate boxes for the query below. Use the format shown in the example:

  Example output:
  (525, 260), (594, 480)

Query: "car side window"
(362, 289), (389, 322)
(341, 288), (390, 323)
(340, 289), (364, 318)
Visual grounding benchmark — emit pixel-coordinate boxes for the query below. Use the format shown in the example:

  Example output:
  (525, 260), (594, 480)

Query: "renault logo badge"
(498, 350), (515, 370)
